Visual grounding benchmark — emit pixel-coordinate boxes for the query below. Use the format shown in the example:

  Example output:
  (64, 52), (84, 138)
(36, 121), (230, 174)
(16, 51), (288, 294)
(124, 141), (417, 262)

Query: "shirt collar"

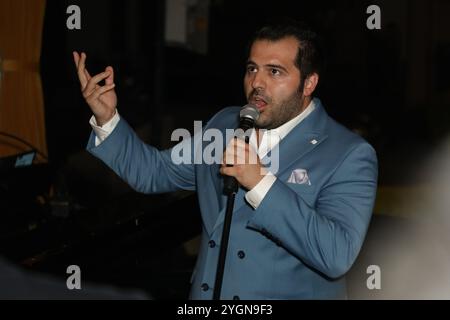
(250, 98), (317, 158)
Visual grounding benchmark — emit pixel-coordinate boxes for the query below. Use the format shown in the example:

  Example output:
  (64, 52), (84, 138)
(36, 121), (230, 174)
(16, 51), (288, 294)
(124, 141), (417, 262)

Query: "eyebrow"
(246, 60), (289, 73)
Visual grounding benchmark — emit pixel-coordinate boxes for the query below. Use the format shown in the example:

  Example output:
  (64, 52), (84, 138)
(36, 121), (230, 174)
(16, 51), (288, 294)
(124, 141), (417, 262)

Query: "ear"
(302, 73), (319, 97)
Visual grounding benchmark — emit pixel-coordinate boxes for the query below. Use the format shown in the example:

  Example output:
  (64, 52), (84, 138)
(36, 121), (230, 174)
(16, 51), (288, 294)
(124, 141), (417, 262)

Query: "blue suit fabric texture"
(87, 98), (378, 300)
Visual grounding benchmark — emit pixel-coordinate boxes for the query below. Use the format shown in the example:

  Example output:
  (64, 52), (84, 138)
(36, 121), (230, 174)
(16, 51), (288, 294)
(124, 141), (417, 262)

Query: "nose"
(249, 70), (266, 91)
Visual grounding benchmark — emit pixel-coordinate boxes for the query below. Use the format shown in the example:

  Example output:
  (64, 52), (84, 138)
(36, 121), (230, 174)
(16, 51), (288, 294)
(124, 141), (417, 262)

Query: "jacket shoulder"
(325, 117), (377, 157)
(206, 106), (240, 128)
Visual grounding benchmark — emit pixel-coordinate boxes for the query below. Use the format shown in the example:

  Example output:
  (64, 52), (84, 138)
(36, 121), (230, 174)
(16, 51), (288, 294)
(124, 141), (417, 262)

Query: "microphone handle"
(223, 172), (239, 195)
(223, 133), (251, 195)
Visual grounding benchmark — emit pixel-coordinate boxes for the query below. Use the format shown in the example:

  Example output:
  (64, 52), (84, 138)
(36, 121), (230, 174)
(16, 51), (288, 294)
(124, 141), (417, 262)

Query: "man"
(73, 20), (378, 299)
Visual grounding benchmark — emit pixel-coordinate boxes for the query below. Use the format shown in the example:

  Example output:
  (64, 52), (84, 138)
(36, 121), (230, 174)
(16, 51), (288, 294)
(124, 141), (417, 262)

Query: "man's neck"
(302, 96), (312, 113)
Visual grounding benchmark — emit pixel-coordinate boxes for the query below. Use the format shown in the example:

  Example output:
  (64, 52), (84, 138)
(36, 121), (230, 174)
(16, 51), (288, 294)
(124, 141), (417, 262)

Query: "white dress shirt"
(89, 110), (121, 147)
(90, 99), (316, 209)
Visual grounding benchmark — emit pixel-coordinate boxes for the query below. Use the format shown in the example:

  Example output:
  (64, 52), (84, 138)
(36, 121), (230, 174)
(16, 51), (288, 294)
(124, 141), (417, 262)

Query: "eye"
(271, 68), (281, 76)
(246, 65), (257, 73)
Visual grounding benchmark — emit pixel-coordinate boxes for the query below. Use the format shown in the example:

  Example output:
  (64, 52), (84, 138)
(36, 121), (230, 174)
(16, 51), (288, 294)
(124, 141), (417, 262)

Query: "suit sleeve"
(247, 142), (378, 278)
(86, 118), (198, 193)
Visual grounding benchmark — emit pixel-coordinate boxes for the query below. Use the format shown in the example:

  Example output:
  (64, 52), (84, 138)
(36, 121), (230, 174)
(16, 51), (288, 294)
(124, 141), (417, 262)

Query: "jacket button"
(237, 250), (245, 259)
(233, 295), (240, 300)
(208, 240), (216, 248)
(201, 283), (209, 291)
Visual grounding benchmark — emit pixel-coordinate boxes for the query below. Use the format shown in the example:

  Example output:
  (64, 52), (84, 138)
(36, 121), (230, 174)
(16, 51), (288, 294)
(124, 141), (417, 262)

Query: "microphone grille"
(240, 104), (260, 121)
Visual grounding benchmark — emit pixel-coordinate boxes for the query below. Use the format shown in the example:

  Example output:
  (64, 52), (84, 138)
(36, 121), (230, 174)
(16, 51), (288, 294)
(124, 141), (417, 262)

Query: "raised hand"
(73, 51), (117, 126)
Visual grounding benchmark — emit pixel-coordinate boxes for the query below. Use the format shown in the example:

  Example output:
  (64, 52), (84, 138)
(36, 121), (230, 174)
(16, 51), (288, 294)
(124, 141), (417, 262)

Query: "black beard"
(256, 90), (304, 130)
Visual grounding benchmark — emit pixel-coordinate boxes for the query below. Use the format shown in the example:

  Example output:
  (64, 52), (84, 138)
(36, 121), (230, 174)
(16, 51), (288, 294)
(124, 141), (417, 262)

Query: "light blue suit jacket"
(87, 99), (378, 299)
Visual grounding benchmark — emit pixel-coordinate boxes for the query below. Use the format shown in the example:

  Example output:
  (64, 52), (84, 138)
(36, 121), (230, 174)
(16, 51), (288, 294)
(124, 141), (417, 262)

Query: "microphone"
(223, 104), (260, 195)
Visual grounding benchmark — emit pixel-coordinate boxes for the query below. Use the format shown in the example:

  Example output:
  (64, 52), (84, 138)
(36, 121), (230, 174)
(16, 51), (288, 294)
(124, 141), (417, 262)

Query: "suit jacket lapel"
(266, 99), (329, 178)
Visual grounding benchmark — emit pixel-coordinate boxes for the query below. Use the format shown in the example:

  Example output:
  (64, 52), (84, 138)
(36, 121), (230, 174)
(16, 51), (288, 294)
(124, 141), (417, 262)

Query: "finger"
(80, 52), (87, 69)
(231, 143), (249, 164)
(246, 144), (259, 164)
(73, 51), (80, 67)
(224, 149), (245, 165)
(226, 138), (239, 152)
(235, 150), (247, 165)
(84, 68), (92, 81)
(234, 137), (249, 151)
(84, 67), (101, 91)
(223, 150), (233, 165)
(76, 52), (88, 89)
(83, 68), (100, 91)
(105, 66), (114, 85)
(238, 142), (257, 164)
(86, 84), (115, 102)
(220, 165), (234, 177)
(234, 137), (246, 147)
(233, 139), (258, 164)
(221, 164), (243, 177)
(226, 137), (238, 149)
(224, 144), (238, 165)
(224, 138), (247, 165)
(235, 139), (255, 154)
(83, 71), (111, 97)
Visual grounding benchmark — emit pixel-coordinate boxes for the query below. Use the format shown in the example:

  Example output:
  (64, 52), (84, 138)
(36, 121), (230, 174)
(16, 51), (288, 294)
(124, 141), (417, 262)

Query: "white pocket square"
(287, 169), (311, 185)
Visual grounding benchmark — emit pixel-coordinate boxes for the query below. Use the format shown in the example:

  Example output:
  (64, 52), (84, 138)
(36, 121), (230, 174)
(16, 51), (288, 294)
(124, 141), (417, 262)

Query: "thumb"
(105, 66), (114, 85)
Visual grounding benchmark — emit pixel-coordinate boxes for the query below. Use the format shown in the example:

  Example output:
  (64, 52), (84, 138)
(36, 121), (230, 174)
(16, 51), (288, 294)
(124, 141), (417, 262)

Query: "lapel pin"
(310, 139), (318, 145)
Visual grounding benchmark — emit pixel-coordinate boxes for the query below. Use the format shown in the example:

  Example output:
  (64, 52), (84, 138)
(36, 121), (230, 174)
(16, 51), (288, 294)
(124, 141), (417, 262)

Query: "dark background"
(1, 0), (450, 299)
(41, 0), (450, 184)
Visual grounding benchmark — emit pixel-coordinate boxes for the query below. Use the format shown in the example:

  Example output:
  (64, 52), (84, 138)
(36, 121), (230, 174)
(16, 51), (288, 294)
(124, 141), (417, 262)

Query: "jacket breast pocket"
(286, 182), (315, 194)
(285, 182), (316, 207)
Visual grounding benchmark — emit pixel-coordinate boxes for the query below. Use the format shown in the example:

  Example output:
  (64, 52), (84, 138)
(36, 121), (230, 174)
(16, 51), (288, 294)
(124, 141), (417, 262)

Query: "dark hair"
(247, 18), (325, 90)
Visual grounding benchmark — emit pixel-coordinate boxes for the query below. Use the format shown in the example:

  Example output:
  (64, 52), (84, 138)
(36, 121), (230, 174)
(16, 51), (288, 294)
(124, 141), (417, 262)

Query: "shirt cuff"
(89, 110), (120, 146)
(245, 173), (277, 209)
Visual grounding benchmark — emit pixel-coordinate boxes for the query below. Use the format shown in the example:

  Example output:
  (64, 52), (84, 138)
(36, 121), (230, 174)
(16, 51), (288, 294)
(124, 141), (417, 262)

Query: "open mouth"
(250, 96), (268, 110)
